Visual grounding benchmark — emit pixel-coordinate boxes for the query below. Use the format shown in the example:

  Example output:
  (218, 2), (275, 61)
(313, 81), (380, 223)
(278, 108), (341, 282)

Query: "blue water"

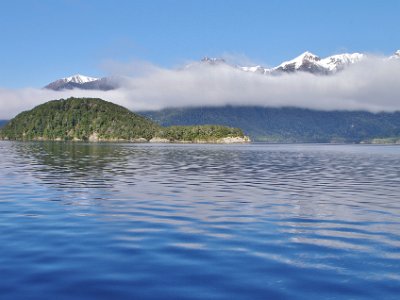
(0, 141), (399, 299)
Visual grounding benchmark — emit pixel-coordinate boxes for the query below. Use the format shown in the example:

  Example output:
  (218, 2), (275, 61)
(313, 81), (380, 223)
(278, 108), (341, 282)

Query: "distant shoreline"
(0, 136), (251, 144)
(3, 139), (400, 146)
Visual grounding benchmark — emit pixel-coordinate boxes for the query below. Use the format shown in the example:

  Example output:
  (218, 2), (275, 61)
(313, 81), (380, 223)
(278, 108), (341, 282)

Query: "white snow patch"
(61, 74), (99, 84)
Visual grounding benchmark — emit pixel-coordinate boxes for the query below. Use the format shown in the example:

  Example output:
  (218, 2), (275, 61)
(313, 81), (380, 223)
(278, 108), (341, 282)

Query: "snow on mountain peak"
(197, 50), (369, 75)
(319, 53), (365, 71)
(45, 49), (399, 91)
(44, 74), (104, 91)
(275, 51), (321, 70)
(392, 50), (400, 58)
(297, 51), (320, 60)
(62, 74), (99, 84)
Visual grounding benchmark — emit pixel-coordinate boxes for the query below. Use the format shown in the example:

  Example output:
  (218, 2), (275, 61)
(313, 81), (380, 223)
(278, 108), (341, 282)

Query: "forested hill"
(1, 98), (158, 141)
(5, 99), (400, 143)
(141, 106), (400, 143)
(0, 98), (247, 143)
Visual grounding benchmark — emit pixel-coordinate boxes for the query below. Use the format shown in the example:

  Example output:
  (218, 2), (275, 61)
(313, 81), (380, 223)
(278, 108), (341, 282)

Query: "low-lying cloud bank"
(1, 56), (400, 119)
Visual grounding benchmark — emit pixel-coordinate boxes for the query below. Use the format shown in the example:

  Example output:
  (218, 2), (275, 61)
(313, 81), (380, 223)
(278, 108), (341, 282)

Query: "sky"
(1, 0), (399, 88)
(1, 0), (400, 118)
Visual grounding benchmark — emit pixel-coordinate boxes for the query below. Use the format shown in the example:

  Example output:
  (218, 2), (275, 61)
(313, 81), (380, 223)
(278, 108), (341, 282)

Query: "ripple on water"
(0, 142), (400, 299)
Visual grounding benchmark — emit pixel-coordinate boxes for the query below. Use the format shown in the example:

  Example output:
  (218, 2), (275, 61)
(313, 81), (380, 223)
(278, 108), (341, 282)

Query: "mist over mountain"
(1, 49), (400, 120)
(44, 50), (399, 91)
(45, 74), (118, 91)
(203, 51), (367, 75)
(141, 106), (400, 143)
(0, 49), (399, 143)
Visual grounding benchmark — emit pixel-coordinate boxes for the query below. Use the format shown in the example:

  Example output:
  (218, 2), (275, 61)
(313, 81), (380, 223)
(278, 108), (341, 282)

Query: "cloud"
(1, 56), (400, 119)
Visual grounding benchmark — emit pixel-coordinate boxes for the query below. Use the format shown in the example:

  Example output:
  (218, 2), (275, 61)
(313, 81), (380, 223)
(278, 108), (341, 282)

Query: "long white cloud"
(1, 56), (400, 119)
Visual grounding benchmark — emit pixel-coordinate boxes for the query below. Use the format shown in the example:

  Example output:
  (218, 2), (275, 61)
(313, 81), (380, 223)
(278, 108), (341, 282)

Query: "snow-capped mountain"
(273, 51), (365, 74)
(200, 51), (368, 75)
(45, 50), (400, 91)
(45, 74), (117, 91)
(63, 74), (98, 84)
(389, 50), (400, 60)
(273, 51), (327, 74)
(318, 53), (365, 72)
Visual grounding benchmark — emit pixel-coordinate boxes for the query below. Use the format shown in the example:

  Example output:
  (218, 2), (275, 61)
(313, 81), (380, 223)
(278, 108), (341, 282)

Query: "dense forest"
(141, 106), (400, 143)
(157, 125), (244, 142)
(4, 99), (400, 144)
(0, 98), (246, 142)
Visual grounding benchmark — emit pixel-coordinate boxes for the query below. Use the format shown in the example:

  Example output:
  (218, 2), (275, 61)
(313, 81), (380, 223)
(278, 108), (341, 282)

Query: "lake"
(0, 141), (399, 299)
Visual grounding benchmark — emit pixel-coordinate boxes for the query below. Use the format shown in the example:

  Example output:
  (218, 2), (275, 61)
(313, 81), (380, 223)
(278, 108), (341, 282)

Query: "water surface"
(0, 142), (399, 299)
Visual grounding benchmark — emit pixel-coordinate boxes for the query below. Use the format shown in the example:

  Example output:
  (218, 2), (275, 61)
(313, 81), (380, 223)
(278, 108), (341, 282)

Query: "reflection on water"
(0, 141), (400, 299)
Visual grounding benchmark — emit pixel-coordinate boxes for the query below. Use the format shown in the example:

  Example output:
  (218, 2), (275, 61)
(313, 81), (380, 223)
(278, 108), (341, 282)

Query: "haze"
(1, 56), (400, 119)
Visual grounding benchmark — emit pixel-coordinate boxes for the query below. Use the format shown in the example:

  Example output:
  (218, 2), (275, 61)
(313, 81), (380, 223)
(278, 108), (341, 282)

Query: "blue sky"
(1, 0), (399, 88)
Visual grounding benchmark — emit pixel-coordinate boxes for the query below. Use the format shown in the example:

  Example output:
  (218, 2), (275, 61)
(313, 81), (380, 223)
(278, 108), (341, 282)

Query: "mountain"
(389, 50), (400, 60)
(45, 74), (98, 90)
(140, 106), (400, 143)
(194, 51), (368, 75)
(44, 50), (399, 90)
(318, 53), (365, 72)
(45, 74), (118, 91)
(0, 98), (247, 143)
(206, 50), (400, 75)
(0, 120), (7, 128)
(4, 103), (400, 143)
(272, 51), (365, 74)
(237, 51), (367, 75)
(273, 51), (327, 74)
(75, 77), (118, 91)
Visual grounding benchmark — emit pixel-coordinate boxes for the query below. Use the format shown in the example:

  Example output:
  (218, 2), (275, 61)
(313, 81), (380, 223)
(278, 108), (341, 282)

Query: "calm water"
(0, 141), (400, 300)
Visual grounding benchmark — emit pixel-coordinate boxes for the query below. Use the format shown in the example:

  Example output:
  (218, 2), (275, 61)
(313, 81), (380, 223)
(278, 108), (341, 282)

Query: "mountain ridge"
(3, 103), (400, 143)
(45, 74), (118, 91)
(44, 50), (400, 90)
(140, 105), (400, 143)
(271, 51), (365, 74)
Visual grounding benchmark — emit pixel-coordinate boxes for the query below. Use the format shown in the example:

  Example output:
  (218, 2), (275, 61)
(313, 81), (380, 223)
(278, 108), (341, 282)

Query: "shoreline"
(0, 136), (251, 144)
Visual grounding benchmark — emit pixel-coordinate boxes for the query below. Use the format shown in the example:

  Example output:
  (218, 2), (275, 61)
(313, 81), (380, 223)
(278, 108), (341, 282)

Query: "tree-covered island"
(0, 98), (250, 143)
